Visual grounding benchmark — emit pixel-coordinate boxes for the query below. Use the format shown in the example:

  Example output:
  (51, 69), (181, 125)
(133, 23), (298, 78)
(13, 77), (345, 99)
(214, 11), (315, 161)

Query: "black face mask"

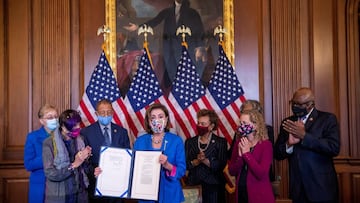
(292, 105), (308, 118)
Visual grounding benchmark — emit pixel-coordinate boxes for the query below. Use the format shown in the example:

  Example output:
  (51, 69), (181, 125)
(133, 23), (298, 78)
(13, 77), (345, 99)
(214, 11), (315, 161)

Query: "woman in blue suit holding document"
(133, 103), (186, 203)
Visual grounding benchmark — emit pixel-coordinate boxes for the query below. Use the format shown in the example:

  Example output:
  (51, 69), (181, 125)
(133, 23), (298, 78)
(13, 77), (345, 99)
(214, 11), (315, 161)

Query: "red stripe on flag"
(183, 108), (197, 134)
(230, 101), (241, 118)
(112, 112), (123, 127)
(165, 98), (192, 139)
(80, 100), (95, 124)
(192, 102), (201, 113)
(115, 99), (139, 136)
(222, 107), (238, 131)
(135, 111), (145, 129)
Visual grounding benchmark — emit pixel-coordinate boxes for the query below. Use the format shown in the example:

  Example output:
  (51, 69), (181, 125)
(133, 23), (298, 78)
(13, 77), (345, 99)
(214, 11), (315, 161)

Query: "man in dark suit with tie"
(274, 87), (340, 203)
(81, 99), (130, 203)
(124, 0), (205, 86)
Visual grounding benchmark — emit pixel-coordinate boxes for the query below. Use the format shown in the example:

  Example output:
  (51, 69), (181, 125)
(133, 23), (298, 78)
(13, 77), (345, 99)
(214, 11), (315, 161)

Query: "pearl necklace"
(151, 135), (164, 144)
(197, 134), (212, 152)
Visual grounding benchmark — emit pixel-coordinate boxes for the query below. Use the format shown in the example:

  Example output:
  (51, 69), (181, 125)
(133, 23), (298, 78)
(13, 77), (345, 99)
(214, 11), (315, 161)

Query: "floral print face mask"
(237, 123), (255, 137)
(150, 119), (166, 134)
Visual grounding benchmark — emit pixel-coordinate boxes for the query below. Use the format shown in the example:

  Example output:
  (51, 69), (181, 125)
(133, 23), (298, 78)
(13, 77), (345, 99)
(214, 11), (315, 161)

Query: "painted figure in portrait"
(116, 0), (223, 96)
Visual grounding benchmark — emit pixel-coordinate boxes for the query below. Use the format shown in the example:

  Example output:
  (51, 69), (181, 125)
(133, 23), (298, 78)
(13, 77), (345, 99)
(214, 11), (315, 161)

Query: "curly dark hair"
(196, 109), (219, 130)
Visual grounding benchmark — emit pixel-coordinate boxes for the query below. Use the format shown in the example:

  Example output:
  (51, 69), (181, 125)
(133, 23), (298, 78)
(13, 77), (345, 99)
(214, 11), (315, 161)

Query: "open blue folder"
(95, 146), (161, 201)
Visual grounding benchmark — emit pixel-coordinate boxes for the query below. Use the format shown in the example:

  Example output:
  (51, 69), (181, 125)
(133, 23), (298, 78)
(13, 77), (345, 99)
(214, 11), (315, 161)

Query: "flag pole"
(138, 24), (154, 68)
(176, 25), (192, 49)
(214, 25), (226, 47)
(97, 25), (111, 60)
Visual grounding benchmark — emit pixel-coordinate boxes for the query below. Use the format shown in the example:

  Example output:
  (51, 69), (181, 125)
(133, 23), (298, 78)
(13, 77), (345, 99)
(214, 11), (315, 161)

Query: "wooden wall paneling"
(0, 0), (5, 162)
(261, 0), (273, 125)
(352, 173), (360, 203)
(234, 0), (261, 101)
(32, 0), (75, 128)
(0, 162), (29, 203)
(70, 0), (80, 108)
(4, 0), (31, 161)
(80, 0), (105, 94)
(335, 0), (350, 157)
(346, 0), (360, 157)
(335, 159), (360, 203)
(311, 0), (339, 115)
(270, 0), (306, 199)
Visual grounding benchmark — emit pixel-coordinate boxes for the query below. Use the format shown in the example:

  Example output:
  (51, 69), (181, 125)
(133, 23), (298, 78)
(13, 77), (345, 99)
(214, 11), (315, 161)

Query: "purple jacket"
(228, 139), (275, 203)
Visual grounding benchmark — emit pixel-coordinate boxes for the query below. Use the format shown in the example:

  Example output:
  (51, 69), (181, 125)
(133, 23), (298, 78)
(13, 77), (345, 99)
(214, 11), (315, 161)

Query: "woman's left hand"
(159, 154), (168, 165)
(239, 137), (251, 154)
(159, 154), (172, 171)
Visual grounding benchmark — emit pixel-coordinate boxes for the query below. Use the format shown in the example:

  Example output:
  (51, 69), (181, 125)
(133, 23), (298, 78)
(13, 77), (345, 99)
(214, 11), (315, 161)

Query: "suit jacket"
(228, 139), (275, 203)
(185, 133), (227, 185)
(81, 122), (130, 197)
(274, 108), (340, 202)
(143, 1), (205, 82)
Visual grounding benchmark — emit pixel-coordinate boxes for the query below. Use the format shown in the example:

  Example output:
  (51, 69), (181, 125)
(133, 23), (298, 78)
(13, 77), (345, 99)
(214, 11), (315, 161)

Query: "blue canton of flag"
(78, 51), (123, 127)
(127, 49), (163, 112)
(167, 45), (207, 140)
(85, 51), (122, 108)
(208, 45), (244, 109)
(205, 44), (246, 144)
(171, 46), (206, 109)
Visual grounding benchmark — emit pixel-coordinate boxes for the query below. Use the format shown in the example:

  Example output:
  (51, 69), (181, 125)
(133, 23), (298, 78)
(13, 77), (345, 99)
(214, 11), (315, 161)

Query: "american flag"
(120, 46), (169, 138)
(206, 44), (246, 143)
(167, 44), (208, 140)
(77, 51), (127, 128)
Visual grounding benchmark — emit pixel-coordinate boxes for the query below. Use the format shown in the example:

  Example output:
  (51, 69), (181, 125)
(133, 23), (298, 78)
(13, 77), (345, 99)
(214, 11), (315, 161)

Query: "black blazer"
(185, 133), (227, 185)
(274, 108), (340, 202)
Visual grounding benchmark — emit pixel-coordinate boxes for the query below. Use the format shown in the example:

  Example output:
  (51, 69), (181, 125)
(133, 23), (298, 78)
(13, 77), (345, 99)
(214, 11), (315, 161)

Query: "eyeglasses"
(43, 114), (58, 120)
(289, 100), (313, 108)
(97, 110), (114, 117)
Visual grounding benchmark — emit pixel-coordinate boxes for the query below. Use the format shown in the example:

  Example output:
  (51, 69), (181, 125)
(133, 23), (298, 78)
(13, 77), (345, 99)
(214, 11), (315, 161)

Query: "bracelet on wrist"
(68, 164), (75, 171)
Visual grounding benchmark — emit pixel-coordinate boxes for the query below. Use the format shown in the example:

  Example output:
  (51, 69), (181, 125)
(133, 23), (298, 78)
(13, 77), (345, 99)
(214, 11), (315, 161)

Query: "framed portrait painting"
(105, 0), (234, 96)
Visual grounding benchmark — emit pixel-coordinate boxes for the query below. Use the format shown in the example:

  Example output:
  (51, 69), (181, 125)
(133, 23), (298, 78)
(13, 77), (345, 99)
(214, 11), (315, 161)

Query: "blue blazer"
(24, 126), (50, 203)
(274, 108), (340, 202)
(133, 132), (186, 203)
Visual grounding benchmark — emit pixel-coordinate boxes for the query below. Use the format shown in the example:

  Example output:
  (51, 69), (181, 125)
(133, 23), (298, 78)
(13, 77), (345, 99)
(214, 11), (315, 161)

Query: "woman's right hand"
(94, 167), (102, 178)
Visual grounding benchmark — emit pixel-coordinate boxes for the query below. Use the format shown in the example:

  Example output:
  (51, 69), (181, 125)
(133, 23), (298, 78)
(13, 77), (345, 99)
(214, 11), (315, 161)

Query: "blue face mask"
(98, 116), (113, 126)
(46, 118), (58, 131)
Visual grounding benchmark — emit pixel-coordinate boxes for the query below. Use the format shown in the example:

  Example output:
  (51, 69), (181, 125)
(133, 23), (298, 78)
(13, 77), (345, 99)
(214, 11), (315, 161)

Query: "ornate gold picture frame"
(105, 0), (234, 94)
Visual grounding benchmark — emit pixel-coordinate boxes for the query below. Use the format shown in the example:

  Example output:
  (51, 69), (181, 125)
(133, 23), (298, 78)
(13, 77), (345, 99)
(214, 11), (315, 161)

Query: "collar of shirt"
(100, 124), (111, 133)
(302, 107), (314, 123)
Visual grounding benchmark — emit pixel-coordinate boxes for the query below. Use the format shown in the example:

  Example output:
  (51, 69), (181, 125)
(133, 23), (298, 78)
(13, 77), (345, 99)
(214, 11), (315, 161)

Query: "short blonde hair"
(38, 104), (57, 118)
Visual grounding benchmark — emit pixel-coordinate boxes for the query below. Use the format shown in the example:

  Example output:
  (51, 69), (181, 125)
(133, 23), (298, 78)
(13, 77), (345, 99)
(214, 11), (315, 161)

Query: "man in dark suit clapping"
(81, 99), (130, 203)
(274, 87), (340, 203)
